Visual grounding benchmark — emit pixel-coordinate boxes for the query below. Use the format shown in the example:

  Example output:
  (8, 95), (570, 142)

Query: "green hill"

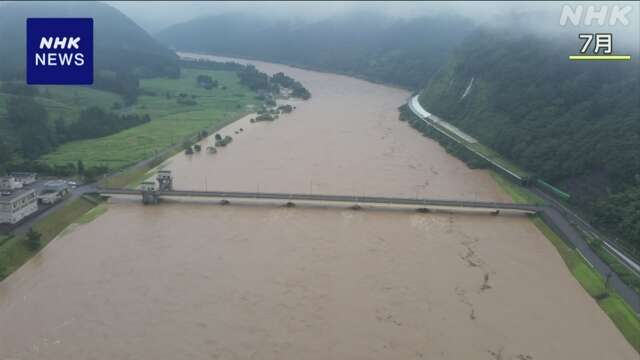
(419, 30), (640, 250)
(156, 12), (475, 90)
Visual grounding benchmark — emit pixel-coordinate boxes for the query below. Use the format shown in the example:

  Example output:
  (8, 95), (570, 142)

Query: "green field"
(0, 196), (102, 281)
(531, 216), (640, 352)
(39, 68), (259, 169)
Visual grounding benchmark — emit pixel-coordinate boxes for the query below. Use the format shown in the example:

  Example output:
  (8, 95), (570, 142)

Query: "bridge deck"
(98, 188), (540, 213)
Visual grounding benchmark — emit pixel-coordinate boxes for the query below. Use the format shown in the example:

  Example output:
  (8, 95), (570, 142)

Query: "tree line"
(182, 59), (311, 100)
(0, 90), (150, 177)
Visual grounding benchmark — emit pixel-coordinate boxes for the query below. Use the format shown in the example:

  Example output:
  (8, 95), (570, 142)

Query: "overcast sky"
(108, 1), (638, 50)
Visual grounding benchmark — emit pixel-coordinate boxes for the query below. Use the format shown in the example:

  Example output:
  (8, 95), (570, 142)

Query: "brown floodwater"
(0, 54), (636, 359)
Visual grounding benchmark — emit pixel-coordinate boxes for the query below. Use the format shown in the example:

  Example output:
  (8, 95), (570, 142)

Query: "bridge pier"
(142, 191), (159, 205)
(140, 181), (159, 205)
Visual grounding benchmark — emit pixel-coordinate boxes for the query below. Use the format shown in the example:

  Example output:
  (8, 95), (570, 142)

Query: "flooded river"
(0, 54), (636, 359)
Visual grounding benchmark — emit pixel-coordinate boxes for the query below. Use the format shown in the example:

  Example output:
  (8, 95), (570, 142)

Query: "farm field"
(37, 68), (259, 169)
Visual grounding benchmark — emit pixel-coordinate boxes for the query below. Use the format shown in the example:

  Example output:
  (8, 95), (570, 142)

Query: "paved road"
(6, 183), (97, 236)
(540, 204), (640, 313)
(532, 187), (640, 273)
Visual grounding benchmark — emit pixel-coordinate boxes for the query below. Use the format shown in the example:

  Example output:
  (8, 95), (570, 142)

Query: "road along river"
(0, 54), (636, 359)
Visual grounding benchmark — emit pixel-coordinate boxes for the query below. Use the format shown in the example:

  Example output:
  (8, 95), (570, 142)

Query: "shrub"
(215, 136), (233, 147)
(26, 228), (42, 251)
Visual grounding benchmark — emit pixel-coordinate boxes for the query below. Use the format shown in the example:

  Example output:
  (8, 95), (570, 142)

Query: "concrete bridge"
(98, 188), (540, 215)
(97, 186), (640, 312)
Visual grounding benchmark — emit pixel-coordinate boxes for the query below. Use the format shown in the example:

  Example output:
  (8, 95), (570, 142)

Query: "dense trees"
(419, 30), (640, 251)
(7, 96), (54, 159)
(196, 75), (218, 89)
(237, 65), (270, 91)
(594, 187), (640, 249)
(64, 107), (151, 140)
(1, 95), (152, 175)
(182, 59), (310, 100)
(158, 13), (474, 90)
(272, 72), (311, 100)
(93, 71), (141, 105)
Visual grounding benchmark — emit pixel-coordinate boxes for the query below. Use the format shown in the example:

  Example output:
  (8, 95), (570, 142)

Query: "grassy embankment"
(493, 170), (640, 296)
(580, 229), (640, 296)
(531, 217), (640, 352)
(492, 173), (639, 352)
(0, 195), (104, 281)
(491, 172), (640, 352)
(403, 96), (640, 351)
(40, 68), (259, 170)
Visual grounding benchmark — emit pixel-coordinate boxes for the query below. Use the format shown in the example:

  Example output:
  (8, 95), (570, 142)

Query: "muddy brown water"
(0, 54), (636, 359)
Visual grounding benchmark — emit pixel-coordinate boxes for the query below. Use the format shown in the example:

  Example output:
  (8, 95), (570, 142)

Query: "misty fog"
(109, 1), (639, 50)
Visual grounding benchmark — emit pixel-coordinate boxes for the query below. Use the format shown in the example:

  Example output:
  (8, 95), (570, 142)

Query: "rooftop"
(0, 188), (36, 203)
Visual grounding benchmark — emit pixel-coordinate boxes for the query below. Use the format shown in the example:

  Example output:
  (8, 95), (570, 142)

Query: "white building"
(0, 189), (38, 224)
(0, 176), (23, 191)
(10, 172), (37, 185)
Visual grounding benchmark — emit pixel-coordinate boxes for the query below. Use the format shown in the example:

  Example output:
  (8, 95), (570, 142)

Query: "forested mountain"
(0, 1), (179, 80)
(156, 12), (475, 90)
(419, 30), (640, 248)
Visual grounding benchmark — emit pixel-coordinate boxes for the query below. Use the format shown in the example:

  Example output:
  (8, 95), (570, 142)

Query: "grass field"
(531, 216), (640, 352)
(490, 171), (545, 205)
(0, 196), (102, 281)
(39, 68), (259, 169)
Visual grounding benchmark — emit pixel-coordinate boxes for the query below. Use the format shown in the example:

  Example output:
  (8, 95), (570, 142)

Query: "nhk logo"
(559, 5), (632, 26)
(27, 18), (93, 85)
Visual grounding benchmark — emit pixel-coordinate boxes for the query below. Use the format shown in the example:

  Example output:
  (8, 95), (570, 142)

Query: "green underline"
(569, 55), (631, 61)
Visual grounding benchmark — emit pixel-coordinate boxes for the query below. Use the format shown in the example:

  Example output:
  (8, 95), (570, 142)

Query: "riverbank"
(0, 71), (262, 282)
(0, 195), (103, 281)
(0, 55), (636, 360)
(405, 96), (640, 350)
(530, 216), (640, 352)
